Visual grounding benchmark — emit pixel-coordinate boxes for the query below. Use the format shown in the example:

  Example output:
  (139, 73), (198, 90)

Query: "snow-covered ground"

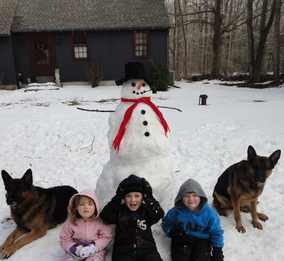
(0, 81), (283, 260)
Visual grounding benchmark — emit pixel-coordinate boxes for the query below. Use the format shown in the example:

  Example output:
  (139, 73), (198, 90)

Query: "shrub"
(0, 71), (4, 85)
(148, 57), (170, 91)
(82, 63), (104, 87)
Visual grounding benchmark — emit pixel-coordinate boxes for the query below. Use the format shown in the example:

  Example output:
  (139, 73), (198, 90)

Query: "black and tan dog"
(0, 169), (77, 259)
(213, 145), (281, 233)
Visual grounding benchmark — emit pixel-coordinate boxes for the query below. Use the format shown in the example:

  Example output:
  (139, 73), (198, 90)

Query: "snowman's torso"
(108, 101), (170, 160)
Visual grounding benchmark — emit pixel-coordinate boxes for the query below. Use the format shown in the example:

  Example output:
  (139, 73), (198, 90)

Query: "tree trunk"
(173, 0), (184, 79)
(273, 0), (281, 84)
(178, 0), (188, 77)
(212, 0), (223, 76)
(248, 0), (276, 83)
(247, 0), (254, 77)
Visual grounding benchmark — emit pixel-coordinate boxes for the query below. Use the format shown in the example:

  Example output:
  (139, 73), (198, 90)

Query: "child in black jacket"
(100, 174), (164, 261)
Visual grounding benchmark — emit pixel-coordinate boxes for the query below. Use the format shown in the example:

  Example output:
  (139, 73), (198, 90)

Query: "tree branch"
(77, 107), (114, 112)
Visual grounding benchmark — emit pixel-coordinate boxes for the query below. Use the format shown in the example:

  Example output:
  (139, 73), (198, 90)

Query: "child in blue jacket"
(161, 179), (224, 261)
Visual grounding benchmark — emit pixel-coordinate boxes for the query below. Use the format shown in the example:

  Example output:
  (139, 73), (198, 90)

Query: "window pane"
(133, 31), (149, 58)
(73, 33), (88, 59)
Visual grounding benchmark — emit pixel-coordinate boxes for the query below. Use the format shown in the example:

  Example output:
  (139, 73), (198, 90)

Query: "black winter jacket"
(100, 197), (164, 251)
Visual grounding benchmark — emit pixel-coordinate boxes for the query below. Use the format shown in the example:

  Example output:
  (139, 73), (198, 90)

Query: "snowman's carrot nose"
(137, 79), (144, 90)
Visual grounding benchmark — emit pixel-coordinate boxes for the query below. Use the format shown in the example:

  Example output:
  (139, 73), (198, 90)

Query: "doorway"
(27, 33), (57, 82)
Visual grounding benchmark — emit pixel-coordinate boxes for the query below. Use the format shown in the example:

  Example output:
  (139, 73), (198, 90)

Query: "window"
(34, 35), (50, 65)
(71, 32), (90, 60)
(132, 30), (150, 59)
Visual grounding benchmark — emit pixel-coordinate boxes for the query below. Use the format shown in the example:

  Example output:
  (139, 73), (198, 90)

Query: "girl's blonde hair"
(67, 195), (98, 225)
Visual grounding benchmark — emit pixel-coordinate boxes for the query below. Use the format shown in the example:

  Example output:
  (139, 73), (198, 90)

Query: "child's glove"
(141, 177), (153, 199)
(70, 242), (99, 259)
(69, 244), (84, 259)
(111, 177), (130, 204)
(211, 247), (224, 261)
(78, 242), (99, 258)
(169, 229), (194, 245)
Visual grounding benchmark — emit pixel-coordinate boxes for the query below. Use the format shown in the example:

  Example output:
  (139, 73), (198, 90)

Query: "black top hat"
(115, 62), (152, 86)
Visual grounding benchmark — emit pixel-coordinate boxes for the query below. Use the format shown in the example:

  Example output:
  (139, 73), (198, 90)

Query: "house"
(0, 0), (170, 87)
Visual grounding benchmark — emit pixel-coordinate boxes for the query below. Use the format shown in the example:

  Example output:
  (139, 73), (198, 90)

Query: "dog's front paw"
(257, 212), (268, 221)
(0, 244), (7, 259)
(218, 209), (228, 216)
(0, 249), (9, 259)
(236, 225), (246, 233)
(252, 221), (263, 230)
(0, 246), (15, 259)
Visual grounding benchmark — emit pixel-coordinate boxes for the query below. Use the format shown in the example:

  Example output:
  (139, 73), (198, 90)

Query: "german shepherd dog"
(0, 169), (77, 259)
(213, 145), (281, 233)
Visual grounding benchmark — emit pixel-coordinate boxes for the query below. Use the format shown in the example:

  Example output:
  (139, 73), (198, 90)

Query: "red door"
(27, 33), (57, 82)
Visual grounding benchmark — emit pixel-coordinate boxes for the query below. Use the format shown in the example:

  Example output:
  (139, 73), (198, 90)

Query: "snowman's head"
(121, 79), (152, 99)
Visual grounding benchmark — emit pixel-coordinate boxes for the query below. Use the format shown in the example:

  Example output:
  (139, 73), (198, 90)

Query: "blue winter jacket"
(161, 179), (224, 248)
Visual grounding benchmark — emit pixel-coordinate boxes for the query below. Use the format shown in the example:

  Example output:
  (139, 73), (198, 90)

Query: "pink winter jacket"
(59, 190), (112, 253)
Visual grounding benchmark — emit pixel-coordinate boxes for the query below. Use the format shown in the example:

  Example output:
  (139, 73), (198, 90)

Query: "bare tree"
(176, 0), (188, 78)
(273, 0), (282, 83)
(212, 0), (223, 76)
(167, 0), (248, 77)
(169, 0), (186, 79)
(247, 0), (276, 82)
(165, 0), (283, 81)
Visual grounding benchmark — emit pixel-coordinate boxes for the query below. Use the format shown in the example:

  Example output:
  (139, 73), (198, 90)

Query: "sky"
(0, 80), (283, 261)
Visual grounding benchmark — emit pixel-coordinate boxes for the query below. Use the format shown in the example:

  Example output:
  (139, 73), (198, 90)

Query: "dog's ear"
(247, 145), (257, 163)
(269, 149), (281, 169)
(1, 170), (12, 187)
(22, 169), (33, 186)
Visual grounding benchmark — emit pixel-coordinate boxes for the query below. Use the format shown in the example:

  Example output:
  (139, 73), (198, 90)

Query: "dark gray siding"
(0, 36), (18, 85)
(150, 30), (169, 63)
(53, 29), (168, 83)
(11, 29), (168, 84)
(12, 34), (31, 84)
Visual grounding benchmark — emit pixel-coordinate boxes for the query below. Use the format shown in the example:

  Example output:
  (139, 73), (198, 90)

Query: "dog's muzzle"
(6, 198), (19, 206)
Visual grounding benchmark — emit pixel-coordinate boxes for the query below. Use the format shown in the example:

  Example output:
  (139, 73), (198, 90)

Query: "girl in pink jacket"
(59, 190), (112, 261)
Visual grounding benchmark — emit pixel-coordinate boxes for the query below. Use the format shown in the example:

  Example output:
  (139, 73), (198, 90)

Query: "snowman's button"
(141, 110), (146, 114)
(144, 132), (150, 137)
(143, 121), (148, 126)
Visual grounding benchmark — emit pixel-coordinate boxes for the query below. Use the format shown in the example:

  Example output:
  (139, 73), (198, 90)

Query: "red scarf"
(112, 97), (170, 151)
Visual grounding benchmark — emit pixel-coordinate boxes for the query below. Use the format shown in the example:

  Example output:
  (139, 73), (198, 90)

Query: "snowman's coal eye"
(131, 82), (136, 87)
(142, 83), (145, 87)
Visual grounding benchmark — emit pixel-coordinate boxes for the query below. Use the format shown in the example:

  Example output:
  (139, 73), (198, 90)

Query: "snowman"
(95, 62), (179, 213)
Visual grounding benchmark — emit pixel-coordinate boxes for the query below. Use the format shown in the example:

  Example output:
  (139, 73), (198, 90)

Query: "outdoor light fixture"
(20, 35), (25, 45)
(56, 34), (61, 44)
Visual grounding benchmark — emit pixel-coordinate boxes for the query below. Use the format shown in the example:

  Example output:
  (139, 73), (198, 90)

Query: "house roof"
(0, 0), (18, 35)
(0, 0), (170, 35)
